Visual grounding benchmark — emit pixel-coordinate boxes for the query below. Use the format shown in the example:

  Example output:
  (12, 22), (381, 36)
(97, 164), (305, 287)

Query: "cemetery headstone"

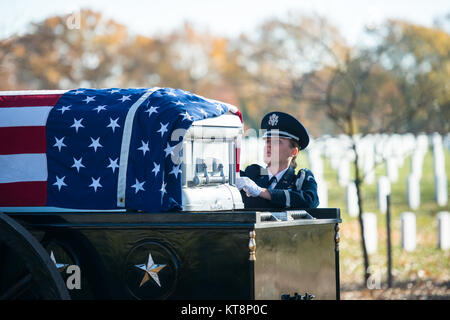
(401, 212), (416, 252)
(377, 176), (391, 214)
(407, 174), (420, 210)
(362, 212), (378, 254)
(346, 182), (359, 217)
(438, 211), (450, 250)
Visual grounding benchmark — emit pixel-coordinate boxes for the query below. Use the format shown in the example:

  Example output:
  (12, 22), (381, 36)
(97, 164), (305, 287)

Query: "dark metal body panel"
(5, 209), (341, 300)
(254, 224), (336, 299)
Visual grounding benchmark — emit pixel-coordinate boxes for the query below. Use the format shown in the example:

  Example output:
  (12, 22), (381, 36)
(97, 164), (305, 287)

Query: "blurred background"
(1, 0), (449, 299)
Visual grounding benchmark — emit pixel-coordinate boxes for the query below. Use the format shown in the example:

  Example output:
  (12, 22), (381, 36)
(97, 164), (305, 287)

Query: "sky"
(1, 0), (449, 45)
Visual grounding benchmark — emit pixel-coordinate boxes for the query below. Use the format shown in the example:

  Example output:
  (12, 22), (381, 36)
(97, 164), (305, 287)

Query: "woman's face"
(263, 137), (298, 165)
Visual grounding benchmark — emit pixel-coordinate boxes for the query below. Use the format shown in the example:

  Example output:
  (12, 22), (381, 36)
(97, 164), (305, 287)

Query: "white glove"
(236, 177), (262, 197)
(235, 176), (248, 190)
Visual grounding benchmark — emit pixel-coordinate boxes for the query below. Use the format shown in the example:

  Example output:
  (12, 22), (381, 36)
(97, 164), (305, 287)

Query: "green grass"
(299, 148), (450, 286)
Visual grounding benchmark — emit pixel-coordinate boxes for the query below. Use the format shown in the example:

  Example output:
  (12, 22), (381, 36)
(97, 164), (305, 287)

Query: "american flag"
(0, 87), (241, 212)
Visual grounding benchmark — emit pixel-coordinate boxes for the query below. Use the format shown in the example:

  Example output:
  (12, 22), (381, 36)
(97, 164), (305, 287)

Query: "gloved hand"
(236, 177), (262, 197)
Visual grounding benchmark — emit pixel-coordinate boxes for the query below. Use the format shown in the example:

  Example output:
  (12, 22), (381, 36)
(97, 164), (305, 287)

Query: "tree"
(370, 19), (450, 133)
(0, 11), (247, 113)
(0, 10), (133, 90)
(233, 13), (349, 134)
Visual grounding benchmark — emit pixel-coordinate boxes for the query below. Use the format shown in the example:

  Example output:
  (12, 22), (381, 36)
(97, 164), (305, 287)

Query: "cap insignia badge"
(268, 114), (278, 126)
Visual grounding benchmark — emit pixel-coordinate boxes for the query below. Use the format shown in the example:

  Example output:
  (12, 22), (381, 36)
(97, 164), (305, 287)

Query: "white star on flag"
(138, 140), (150, 156)
(83, 96), (96, 104)
(70, 118), (84, 133)
(145, 106), (159, 117)
(93, 105), (107, 113)
(107, 117), (120, 132)
(109, 89), (120, 94)
(89, 177), (102, 192)
(160, 181), (167, 197)
(131, 178), (146, 194)
(174, 101), (185, 106)
(57, 105), (71, 114)
(53, 137), (66, 152)
(73, 90), (85, 95)
(164, 143), (175, 157)
(71, 157), (85, 172)
(180, 111), (192, 121)
(167, 89), (177, 97)
(216, 104), (224, 112)
(157, 122), (169, 137)
(107, 157), (119, 173)
(198, 108), (208, 117)
(118, 95), (131, 103)
(89, 137), (103, 152)
(53, 176), (67, 191)
(152, 162), (160, 176)
(169, 164), (182, 179)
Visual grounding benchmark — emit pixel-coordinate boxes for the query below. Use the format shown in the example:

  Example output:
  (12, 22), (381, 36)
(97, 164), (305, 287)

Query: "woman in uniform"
(236, 111), (319, 209)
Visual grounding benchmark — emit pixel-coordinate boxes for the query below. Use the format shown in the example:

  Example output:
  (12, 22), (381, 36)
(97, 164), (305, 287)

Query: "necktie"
(266, 176), (277, 189)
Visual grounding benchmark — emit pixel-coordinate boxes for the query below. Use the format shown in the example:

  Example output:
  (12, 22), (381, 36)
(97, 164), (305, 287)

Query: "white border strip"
(117, 87), (160, 207)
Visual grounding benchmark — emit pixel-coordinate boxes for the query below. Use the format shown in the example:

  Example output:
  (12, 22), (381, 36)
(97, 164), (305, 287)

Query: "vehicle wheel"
(0, 212), (70, 300)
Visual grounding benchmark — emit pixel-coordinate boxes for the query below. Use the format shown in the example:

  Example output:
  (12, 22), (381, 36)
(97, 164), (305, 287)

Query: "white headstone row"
(241, 132), (447, 211)
(313, 133), (420, 188)
(242, 132), (443, 171)
(361, 211), (450, 254)
(309, 132), (447, 209)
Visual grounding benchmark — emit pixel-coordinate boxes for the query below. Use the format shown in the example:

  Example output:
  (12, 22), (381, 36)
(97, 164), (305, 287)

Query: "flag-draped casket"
(0, 87), (241, 212)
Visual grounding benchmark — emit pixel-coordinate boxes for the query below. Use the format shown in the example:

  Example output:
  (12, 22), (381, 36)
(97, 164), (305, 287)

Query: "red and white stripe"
(226, 103), (243, 173)
(0, 90), (66, 206)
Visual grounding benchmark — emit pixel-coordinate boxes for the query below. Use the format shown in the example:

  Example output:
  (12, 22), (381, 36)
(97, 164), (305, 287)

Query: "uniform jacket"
(239, 164), (319, 209)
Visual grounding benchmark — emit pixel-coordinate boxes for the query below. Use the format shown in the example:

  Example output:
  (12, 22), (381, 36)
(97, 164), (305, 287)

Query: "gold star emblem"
(135, 253), (167, 287)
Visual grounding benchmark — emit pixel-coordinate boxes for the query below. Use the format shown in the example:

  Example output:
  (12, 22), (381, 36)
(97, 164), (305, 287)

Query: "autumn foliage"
(1, 9), (449, 135)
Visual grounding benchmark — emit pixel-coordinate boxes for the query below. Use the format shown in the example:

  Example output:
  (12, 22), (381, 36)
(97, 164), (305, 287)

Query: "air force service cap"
(261, 111), (310, 150)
